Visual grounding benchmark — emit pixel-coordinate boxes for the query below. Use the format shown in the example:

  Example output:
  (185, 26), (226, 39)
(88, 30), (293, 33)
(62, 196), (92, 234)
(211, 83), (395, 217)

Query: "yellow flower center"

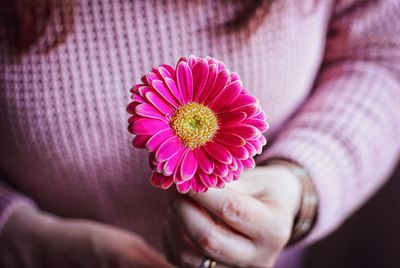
(171, 102), (218, 149)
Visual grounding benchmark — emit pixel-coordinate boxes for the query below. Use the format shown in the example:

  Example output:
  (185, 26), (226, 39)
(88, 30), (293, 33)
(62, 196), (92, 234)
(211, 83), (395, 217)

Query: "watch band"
(264, 158), (319, 245)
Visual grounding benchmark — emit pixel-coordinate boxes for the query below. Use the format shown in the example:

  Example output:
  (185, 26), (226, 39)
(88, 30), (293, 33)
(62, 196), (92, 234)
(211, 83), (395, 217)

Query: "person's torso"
(0, 0), (330, 249)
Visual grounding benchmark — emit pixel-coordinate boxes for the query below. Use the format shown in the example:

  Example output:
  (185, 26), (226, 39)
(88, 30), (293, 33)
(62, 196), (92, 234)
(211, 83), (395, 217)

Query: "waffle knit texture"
(0, 0), (399, 266)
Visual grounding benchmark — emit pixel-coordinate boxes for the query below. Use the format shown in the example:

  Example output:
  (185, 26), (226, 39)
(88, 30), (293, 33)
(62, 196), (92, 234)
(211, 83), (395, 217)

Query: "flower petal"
(165, 77), (184, 103)
(204, 69), (230, 105)
(241, 157), (255, 169)
(176, 61), (194, 101)
(220, 124), (259, 140)
(176, 180), (191, 193)
(145, 92), (174, 115)
(191, 58), (209, 100)
(244, 142), (257, 157)
(163, 147), (185, 176)
(216, 177), (225, 188)
(228, 145), (249, 160)
(221, 172), (234, 183)
(146, 128), (174, 152)
(214, 163), (228, 177)
(132, 135), (150, 149)
(155, 136), (183, 162)
(214, 133), (245, 147)
(198, 63), (217, 103)
(194, 148), (214, 174)
(135, 103), (167, 121)
(243, 118), (269, 132)
(129, 119), (169, 135)
(199, 172), (218, 188)
(219, 112), (247, 125)
(180, 150), (198, 181)
(152, 80), (179, 108)
(150, 172), (174, 189)
(210, 80), (242, 110)
(204, 142), (232, 164)
(192, 174), (207, 193)
(258, 134), (267, 146)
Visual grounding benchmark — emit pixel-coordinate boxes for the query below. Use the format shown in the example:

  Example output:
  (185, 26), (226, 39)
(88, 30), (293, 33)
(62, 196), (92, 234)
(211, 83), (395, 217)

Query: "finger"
(165, 213), (204, 268)
(172, 197), (256, 266)
(187, 187), (269, 238)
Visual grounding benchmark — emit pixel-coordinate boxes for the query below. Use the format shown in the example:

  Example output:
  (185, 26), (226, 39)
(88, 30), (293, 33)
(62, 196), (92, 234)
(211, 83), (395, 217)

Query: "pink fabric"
(0, 0), (399, 266)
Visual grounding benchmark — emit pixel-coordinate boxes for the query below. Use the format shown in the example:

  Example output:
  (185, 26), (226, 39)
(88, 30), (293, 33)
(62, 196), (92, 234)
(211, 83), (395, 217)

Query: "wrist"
(263, 158), (319, 245)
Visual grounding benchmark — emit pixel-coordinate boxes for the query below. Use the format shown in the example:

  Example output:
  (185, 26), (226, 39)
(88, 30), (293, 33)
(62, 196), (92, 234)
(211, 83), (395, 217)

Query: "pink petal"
(216, 177), (225, 188)
(145, 92), (174, 115)
(129, 119), (169, 135)
(135, 103), (167, 121)
(219, 112), (247, 126)
(244, 142), (257, 156)
(155, 161), (164, 173)
(157, 66), (174, 80)
(204, 69), (230, 105)
(146, 128), (174, 152)
(220, 124), (259, 140)
(138, 86), (152, 98)
(145, 72), (161, 85)
(210, 81), (242, 110)
(165, 77), (184, 103)
(191, 58), (209, 100)
(221, 172), (234, 183)
(243, 118), (268, 132)
(192, 174), (207, 193)
(150, 172), (174, 189)
(199, 172), (218, 188)
(241, 157), (255, 169)
(248, 139), (263, 154)
(159, 64), (175, 77)
(233, 160), (243, 177)
(219, 94), (257, 113)
(230, 72), (240, 82)
(127, 102), (139, 114)
(163, 147), (185, 176)
(238, 105), (259, 118)
(214, 163), (228, 177)
(258, 134), (267, 146)
(176, 180), (191, 193)
(130, 84), (143, 93)
(188, 55), (197, 68)
(155, 136), (183, 162)
(176, 61), (194, 101)
(198, 64), (217, 103)
(229, 158), (238, 171)
(194, 148), (214, 174)
(204, 142), (232, 164)
(132, 135), (150, 149)
(228, 145), (249, 160)
(214, 133), (245, 147)
(152, 80), (179, 108)
(131, 93), (146, 103)
(180, 150), (198, 181)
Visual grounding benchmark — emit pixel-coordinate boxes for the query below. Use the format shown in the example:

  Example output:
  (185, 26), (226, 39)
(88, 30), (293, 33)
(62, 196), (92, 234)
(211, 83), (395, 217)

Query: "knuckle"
(195, 231), (221, 255)
(220, 196), (246, 221)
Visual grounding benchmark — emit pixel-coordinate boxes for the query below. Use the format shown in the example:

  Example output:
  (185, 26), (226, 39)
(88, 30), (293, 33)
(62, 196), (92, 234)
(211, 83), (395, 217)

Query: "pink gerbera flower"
(127, 56), (268, 193)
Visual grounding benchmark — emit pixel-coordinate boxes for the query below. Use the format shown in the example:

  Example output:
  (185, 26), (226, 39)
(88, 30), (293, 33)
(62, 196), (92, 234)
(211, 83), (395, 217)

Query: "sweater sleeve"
(0, 180), (36, 236)
(258, 0), (400, 244)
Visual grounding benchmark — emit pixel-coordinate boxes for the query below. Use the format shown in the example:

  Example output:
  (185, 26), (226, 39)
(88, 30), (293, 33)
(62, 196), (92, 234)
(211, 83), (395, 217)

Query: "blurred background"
(305, 162), (400, 268)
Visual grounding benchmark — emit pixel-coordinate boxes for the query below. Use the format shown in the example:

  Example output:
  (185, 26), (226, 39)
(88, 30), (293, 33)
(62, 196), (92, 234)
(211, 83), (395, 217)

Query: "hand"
(0, 205), (173, 268)
(163, 165), (302, 268)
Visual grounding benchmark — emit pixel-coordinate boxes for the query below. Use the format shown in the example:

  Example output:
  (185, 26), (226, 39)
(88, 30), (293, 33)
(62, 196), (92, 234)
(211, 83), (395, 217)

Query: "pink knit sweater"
(1, 0), (399, 266)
